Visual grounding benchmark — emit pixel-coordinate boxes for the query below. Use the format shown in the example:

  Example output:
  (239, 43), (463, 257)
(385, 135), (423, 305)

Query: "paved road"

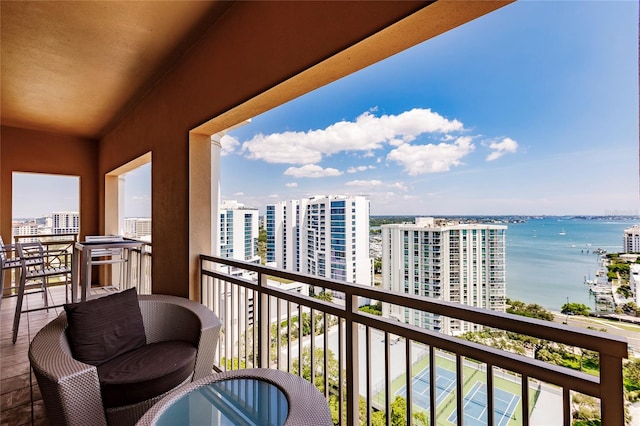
(551, 311), (640, 356)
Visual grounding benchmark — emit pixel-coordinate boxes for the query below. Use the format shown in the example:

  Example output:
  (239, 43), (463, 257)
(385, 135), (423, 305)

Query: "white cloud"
(240, 108), (463, 164)
(285, 182), (298, 188)
(233, 192), (244, 196)
(387, 136), (475, 176)
(345, 179), (383, 187)
(220, 134), (240, 156)
(283, 164), (343, 178)
(347, 165), (375, 173)
(391, 182), (408, 192)
(486, 137), (519, 161)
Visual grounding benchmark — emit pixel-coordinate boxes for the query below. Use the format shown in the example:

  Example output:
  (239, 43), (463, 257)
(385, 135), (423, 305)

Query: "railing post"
(346, 291), (359, 426)
(258, 272), (269, 368)
(599, 353), (624, 425)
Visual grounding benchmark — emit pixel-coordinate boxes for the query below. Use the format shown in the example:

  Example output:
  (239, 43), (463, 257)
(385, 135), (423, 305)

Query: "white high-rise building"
(124, 218), (152, 241)
(52, 212), (79, 235)
(266, 195), (371, 292)
(382, 217), (506, 335)
(623, 224), (640, 253)
(220, 200), (260, 264)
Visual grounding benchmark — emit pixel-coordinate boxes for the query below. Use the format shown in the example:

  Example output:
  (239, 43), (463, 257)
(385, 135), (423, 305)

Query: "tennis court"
(447, 381), (520, 426)
(396, 365), (520, 425)
(396, 366), (457, 411)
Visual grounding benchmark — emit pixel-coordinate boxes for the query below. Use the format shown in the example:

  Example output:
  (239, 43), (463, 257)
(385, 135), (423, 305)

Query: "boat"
(559, 228), (566, 236)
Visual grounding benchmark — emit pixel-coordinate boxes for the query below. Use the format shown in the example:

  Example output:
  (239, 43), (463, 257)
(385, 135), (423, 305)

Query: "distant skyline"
(10, 1), (639, 218)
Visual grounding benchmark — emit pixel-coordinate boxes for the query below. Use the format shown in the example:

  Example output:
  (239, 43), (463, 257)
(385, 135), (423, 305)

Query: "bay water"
(505, 217), (638, 311)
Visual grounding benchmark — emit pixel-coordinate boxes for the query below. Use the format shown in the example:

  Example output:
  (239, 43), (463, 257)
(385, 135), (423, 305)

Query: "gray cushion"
(97, 340), (197, 408)
(64, 288), (146, 366)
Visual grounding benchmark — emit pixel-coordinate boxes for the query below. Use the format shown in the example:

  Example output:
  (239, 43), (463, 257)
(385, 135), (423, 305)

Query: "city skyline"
(10, 1), (639, 218)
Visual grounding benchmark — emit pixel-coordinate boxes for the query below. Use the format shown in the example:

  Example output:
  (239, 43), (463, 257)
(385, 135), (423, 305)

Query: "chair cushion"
(97, 340), (197, 408)
(64, 288), (146, 366)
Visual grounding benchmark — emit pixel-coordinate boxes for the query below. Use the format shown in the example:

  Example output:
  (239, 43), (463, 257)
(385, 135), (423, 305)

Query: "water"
(506, 218), (638, 311)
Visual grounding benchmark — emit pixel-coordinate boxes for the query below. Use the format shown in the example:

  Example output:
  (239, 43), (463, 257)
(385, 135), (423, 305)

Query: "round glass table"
(154, 378), (288, 426)
(136, 368), (332, 426)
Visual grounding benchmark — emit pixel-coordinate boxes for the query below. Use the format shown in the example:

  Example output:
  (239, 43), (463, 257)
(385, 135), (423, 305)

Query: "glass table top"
(155, 378), (289, 426)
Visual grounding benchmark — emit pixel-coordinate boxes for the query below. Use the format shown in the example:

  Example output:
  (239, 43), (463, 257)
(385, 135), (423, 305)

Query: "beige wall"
(0, 125), (99, 291)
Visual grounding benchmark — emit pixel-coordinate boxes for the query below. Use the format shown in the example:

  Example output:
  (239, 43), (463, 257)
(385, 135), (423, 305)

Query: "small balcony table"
(136, 368), (332, 426)
(71, 237), (146, 302)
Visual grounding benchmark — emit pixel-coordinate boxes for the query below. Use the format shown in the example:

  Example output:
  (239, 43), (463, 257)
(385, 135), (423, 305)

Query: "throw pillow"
(64, 288), (146, 365)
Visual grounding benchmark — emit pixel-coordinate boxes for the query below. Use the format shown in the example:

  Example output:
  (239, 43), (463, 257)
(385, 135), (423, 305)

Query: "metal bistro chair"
(12, 241), (72, 343)
(0, 236), (22, 297)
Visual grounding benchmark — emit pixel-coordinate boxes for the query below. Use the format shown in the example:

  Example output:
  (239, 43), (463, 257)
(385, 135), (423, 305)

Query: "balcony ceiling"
(0, 1), (230, 139)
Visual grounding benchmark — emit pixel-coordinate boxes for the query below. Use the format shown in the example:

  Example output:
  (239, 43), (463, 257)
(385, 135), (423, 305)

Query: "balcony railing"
(200, 255), (627, 426)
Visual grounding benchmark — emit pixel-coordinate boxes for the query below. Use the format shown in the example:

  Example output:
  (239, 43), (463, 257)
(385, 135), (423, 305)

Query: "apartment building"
(124, 218), (152, 241)
(623, 224), (640, 253)
(220, 200), (260, 264)
(382, 217), (506, 335)
(266, 195), (371, 291)
(52, 212), (79, 235)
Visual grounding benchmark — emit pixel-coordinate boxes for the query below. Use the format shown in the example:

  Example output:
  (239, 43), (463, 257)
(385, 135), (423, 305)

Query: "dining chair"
(12, 241), (72, 343)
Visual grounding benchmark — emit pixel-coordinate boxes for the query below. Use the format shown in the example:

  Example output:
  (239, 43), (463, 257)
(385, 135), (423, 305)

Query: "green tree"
(507, 299), (554, 321)
(561, 303), (591, 316)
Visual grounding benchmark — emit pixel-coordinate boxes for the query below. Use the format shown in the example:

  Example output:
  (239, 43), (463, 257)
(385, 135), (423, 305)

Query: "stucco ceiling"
(1, 1), (230, 139)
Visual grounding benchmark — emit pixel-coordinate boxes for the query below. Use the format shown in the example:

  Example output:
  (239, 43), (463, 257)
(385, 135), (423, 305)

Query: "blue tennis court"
(448, 382), (520, 426)
(396, 366), (457, 411)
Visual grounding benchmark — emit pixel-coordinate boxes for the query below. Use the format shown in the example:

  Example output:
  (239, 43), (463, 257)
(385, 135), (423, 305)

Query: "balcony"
(0, 1), (634, 425)
(0, 251), (629, 425)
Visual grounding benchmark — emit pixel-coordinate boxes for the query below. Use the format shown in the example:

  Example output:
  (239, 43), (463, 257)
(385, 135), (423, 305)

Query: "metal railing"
(200, 255), (628, 426)
(2, 233), (77, 297)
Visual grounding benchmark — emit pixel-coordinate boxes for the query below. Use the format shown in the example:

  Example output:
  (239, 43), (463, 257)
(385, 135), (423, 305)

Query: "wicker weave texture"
(29, 294), (222, 426)
(136, 368), (332, 426)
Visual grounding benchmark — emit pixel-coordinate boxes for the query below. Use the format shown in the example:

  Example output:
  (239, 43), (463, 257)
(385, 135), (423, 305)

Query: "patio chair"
(0, 236), (21, 297)
(29, 291), (221, 426)
(12, 241), (72, 343)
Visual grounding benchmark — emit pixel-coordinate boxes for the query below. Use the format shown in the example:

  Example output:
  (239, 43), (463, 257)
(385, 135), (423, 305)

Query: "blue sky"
(220, 0), (639, 216)
(12, 1), (639, 218)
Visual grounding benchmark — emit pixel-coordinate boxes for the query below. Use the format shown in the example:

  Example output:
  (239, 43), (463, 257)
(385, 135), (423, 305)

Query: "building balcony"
(1, 251), (629, 425)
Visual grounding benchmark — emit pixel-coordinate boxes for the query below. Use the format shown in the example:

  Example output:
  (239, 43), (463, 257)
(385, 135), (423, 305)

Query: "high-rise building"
(52, 212), (79, 235)
(123, 218), (152, 241)
(382, 217), (506, 335)
(266, 195), (371, 291)
(623, 224), (640, 253)
(220, 200), (260, 264)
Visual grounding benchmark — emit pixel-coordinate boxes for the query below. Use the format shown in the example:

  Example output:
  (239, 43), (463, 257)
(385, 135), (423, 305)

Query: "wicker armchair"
(29, 294), (221, 426)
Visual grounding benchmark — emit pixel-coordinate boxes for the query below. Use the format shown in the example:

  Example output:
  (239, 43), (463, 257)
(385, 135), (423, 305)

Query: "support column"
(188, 132), (220, 301)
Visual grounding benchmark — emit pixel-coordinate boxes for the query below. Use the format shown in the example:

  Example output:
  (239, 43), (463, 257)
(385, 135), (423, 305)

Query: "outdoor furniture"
(0, 236), (21, 296)
(29, 292), (221, 426)
(136, 368), (333, 426)
(71, 237), (146, 302)
(12, 241), (72, 343)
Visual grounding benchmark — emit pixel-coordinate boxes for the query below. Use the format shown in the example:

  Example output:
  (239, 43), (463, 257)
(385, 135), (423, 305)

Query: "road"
(551, 311), (640, 356)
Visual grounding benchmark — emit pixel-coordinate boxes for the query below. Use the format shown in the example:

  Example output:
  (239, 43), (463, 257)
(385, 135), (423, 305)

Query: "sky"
(11, 1), (639, 219)
(220, 0), (639, 216)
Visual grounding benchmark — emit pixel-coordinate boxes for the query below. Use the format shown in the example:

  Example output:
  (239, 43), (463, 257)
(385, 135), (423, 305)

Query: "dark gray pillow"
(64, 288), (146, 366)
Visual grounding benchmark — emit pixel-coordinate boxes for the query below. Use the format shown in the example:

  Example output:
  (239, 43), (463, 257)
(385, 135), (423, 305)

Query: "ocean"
(505, 217), (638, 311)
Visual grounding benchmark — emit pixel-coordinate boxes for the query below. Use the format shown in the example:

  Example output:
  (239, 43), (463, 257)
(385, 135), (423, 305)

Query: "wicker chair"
(29, 294), (221, 426)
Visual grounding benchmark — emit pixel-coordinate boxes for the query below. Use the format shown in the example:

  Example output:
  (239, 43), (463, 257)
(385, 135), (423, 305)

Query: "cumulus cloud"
(241, 108), (463, 164)
(386, 136), (475, 176)
(345, 179), (383, 187)
(347, 165), (375, 173)
(285, 182), (298, 188)
(220, 134), (240, 156)
(283, 164), (343, 178)
(486, 137), (518, 161)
